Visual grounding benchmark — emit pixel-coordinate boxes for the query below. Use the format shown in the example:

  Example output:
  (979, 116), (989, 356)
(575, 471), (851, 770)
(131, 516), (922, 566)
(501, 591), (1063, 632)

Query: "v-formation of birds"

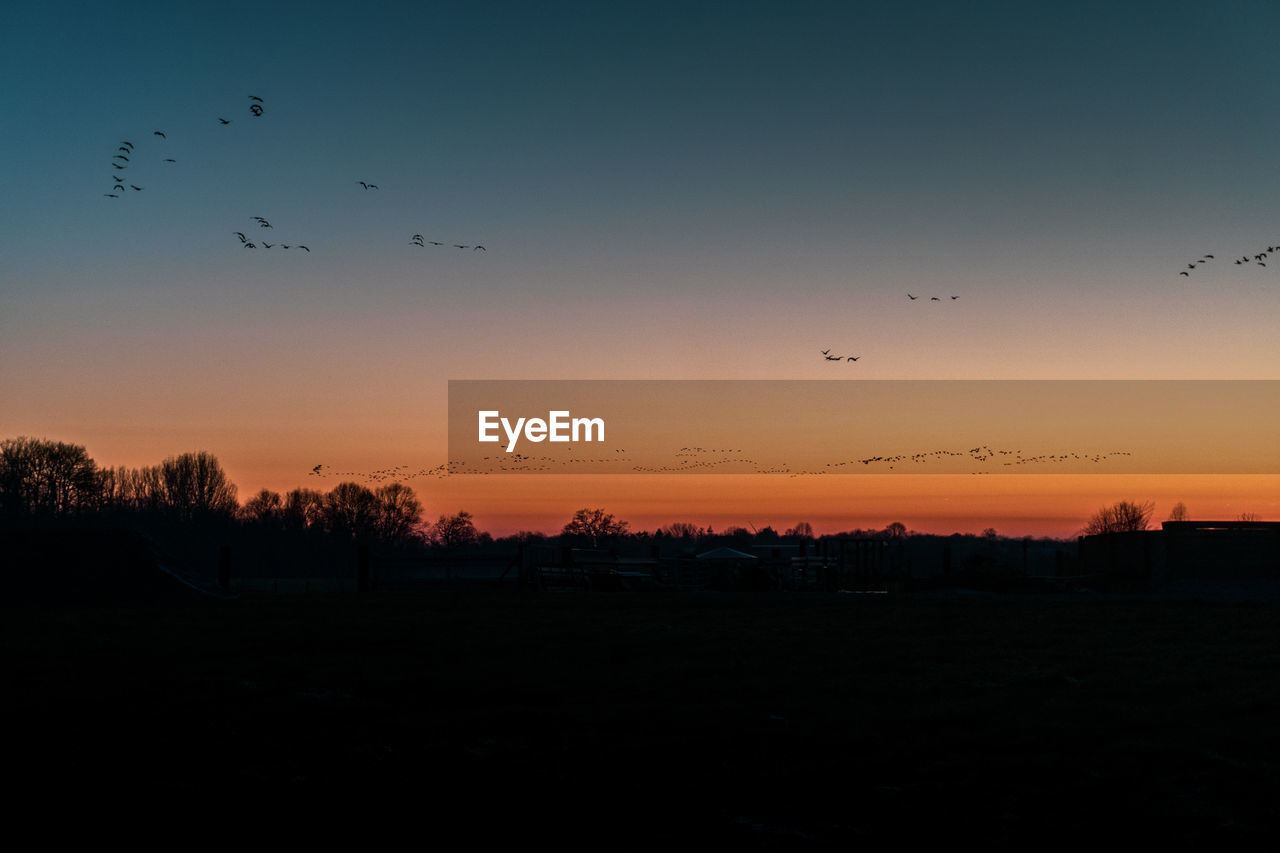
(101, 93), (490, 255)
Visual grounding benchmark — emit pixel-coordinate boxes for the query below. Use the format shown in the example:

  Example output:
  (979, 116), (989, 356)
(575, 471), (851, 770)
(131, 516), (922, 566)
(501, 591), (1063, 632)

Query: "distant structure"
(1080, 520), (1280, 587)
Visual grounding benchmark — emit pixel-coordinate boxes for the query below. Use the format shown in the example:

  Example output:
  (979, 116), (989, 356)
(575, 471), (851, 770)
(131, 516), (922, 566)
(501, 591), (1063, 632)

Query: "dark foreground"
(5, 590), (1279, 843)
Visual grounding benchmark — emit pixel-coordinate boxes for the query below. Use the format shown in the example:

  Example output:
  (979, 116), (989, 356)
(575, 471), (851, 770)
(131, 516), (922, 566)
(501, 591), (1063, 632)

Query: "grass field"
(6, 590), (1280, 843)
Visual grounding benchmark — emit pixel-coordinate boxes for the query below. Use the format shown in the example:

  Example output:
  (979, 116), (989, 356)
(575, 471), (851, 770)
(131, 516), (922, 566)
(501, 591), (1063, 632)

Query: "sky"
(2, 0), (1278, 536)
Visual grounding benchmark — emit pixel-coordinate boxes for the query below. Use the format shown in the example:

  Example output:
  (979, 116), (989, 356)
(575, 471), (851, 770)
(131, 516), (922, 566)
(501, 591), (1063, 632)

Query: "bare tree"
(374, 483), (424, 543)
(156, 451), (238, 520)
(427, 510), (480, 550)
(561, 507), (629, 547)
(1168, 502), (1190, 522)
(240, 489), (284, 525)
(1238, 512), (1262, 522)
(322, 482), (378, 538)
(283, 488), (325, 530)
(785, 521), (815, 539)
(1083, 500), (1154, 535)
(0, 436), (100, 518)
(882, 521), (908, 538)
(660, 521), (702, 539)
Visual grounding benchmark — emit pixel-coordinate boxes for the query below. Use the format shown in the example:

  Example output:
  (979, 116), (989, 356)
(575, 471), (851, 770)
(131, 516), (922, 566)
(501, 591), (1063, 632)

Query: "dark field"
(6, 590), (1280, 843)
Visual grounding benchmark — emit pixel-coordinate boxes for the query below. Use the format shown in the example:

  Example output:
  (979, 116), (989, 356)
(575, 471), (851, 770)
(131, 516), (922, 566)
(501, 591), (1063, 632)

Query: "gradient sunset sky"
(2, 0), (1277, 536)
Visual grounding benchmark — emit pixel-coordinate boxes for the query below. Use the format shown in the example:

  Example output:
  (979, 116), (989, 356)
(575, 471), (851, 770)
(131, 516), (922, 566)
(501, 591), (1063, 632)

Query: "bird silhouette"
(907, 294), (918, 300)
(847, 356), (860, 362)
(297, 245), (310, 252)
(130, 185), (143, 191)
(154, 130), (166, 138)
(218, 118), (231, 125)
(163, 158), (176, 163)
(249, 95), (263, 103)
(357, 181), (378, 189)
(473, 245), (486, 251)
(930, 297), (941, 301)
(233, 232), (246, 242)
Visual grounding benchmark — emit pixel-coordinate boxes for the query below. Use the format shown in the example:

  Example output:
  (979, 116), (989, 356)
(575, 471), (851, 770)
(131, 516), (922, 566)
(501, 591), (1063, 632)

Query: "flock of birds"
(1178, 245), (1280, 275)
(820, 294), (960, 363)
(411, 234), (485, 251)
(306, 444), (1136, 482)
(101, 132), (174, 198)
(100, 93), (489, 256)
(232, 218), (309, 251)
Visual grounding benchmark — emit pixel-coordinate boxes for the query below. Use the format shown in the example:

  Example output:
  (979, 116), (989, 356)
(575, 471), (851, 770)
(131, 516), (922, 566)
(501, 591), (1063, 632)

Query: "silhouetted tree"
(323, 482), (379, 538)
(283, 488), (325, 530)
(661, 521), (702, 539)
(0, 436), (100, 518)
(1083, 500), (1154, 535)
(785, 521), (814, 539)
(1168, 502), (1190, 522)
(561, 507), (629, 547)
(1238, 512), (1262, 522)
(428, 510), (480, 550)
(883, 521), (908, 538)
(240, 489), (284, 525)
(156, 451), (238, 521)
(374, 483), (424, 543)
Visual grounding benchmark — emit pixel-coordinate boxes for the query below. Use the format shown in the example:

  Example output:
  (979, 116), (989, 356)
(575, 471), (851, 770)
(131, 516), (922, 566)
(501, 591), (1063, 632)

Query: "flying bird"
(130, 185), (143, 191)
(103, 193), (118, 198)
(163, 158), (176, 163)
(154, 130), (166, 138)
(296, 245), (310, 252)
(218, 118), (231, 124)
(907, 294), (918, 300)
(233, 232), (246, 242)
(249, 95), (263, 103)
(930, 297), (941, 301)
(473, 245), (486, 251)
(357, 181), (378, 189)
(847, 356), (860, 362)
